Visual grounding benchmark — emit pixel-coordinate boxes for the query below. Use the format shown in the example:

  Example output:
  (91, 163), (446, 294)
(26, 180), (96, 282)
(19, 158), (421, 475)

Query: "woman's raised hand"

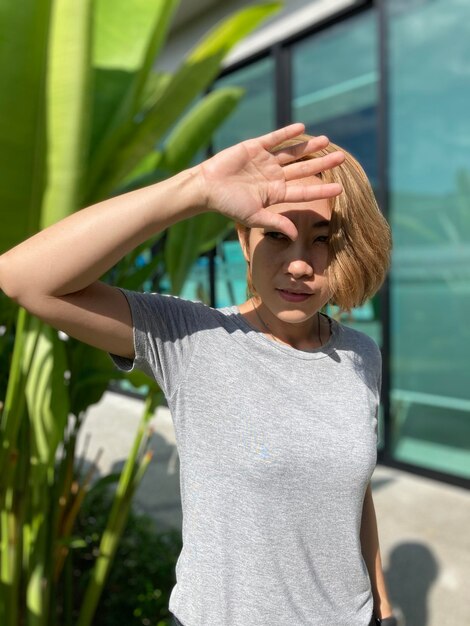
(196, 123), (345, 240)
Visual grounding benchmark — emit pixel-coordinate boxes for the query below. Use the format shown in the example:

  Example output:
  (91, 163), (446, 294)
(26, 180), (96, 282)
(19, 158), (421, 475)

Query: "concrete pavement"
(78, 390), (470, 626)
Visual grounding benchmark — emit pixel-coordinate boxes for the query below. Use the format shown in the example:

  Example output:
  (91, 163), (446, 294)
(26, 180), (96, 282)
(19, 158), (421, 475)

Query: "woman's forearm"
(0, 166), (204, 303)
(360, 483), (394, 619)
(0, 128), (344, 307)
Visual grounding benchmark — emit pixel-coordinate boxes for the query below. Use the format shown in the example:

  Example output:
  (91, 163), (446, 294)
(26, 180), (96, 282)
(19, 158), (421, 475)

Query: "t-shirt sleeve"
(109, 288), (207, 399)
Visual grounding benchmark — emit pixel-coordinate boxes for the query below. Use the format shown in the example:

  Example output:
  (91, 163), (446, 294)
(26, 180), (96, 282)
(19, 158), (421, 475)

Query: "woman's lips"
(276, 289), (312, 302)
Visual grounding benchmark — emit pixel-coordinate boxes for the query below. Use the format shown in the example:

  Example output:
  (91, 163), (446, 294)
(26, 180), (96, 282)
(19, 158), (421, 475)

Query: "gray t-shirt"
(110, 289), (381, 626)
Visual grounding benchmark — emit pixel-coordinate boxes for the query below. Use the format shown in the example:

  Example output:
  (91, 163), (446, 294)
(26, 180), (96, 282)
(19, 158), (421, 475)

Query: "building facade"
(159, 0), (470, 488)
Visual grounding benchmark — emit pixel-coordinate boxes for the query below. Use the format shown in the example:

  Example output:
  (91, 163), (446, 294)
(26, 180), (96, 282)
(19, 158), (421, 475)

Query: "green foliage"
(85, 3), (281, 204)
(24, 318), (69, 465)
(69, 485), (182, 626)
(0, 294), (17, 406)
(0, 0), (50, 247)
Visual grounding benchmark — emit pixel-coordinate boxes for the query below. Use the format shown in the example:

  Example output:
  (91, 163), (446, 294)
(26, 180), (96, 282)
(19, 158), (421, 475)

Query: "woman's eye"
(264, 232), (329, 244)
(264, 231), (287, 241)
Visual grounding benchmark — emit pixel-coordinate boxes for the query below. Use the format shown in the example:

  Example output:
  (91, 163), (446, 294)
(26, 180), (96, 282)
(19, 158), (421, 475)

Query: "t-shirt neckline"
(220, 305), (340, 361)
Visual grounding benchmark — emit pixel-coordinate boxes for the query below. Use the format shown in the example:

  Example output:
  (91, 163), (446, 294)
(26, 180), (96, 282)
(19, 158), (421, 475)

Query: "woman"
(0, 123), (398, 626)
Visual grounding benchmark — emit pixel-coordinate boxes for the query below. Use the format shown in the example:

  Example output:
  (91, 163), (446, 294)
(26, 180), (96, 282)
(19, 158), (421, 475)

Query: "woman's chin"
(276, 310), (317, 324)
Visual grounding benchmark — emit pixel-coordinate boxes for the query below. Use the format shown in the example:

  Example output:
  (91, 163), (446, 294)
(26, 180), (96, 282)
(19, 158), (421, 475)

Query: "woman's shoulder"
(335, 319), (381, 360)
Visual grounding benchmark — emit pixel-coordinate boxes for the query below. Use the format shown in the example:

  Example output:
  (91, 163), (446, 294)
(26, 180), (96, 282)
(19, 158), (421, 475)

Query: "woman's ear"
(236, 224), (250, 264)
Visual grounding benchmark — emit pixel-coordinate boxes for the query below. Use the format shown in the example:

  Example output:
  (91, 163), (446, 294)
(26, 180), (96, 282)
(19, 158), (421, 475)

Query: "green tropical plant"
(73, 484), (183, 626)
(0, 1), (281, 625)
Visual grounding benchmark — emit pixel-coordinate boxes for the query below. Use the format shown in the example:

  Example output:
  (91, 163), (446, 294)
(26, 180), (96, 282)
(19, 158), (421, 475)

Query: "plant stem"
(76, 394), (155, 626)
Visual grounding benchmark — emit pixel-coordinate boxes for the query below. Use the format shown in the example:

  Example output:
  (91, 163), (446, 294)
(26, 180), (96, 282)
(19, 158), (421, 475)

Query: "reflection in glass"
(389, 0), (470, 478)
(213, 57), (276, 151)
(292, 10), (378, 187)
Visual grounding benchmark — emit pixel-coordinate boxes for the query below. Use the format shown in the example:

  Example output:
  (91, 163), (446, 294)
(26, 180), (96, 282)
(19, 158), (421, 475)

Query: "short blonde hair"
(236, 133), (392, 313)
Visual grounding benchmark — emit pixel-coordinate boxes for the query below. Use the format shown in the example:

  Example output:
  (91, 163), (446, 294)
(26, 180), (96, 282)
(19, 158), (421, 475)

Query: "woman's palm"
(201, 141), (287, 220)
(198, 124), (345, 239)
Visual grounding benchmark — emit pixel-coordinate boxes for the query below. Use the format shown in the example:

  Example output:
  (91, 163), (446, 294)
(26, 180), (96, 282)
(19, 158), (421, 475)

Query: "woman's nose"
(285, 258), (314, 278)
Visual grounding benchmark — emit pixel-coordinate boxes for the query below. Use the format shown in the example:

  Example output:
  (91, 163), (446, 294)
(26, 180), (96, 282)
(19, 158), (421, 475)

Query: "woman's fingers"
(241, 177), (342, 238)
(283, 180), (343, 204)
(272, 135), (330, 165)
(282, 150), (345, 181)
(248, 209), (299, 240)
(257, 123), (307, 150)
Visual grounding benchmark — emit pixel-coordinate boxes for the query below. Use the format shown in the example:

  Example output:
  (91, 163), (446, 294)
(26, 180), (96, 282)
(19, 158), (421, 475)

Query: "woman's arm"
(0, 168), (203, 358)
(0, 124), (344, 359)
(360, 482), (395, 620)
(0, 169), (204, 302)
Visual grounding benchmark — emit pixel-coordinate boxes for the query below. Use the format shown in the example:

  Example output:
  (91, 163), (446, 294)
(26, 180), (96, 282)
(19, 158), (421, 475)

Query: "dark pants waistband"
(171, 614), (185, 626)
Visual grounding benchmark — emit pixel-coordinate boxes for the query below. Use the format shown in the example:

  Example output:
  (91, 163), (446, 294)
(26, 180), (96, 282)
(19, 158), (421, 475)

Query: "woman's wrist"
(150, 166), (209, 224)
(375, 617), (398, 626)
(183, 164), (212, 215)
(374, 605), (405, 626)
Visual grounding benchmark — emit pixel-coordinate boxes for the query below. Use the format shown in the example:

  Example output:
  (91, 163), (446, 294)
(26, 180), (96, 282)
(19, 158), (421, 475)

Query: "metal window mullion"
(377, 0), (392, 463)
(274, 44), (292, 128)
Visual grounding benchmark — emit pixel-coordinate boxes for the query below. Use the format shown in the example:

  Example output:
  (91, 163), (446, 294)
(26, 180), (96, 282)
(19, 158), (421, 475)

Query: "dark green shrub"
(69, 485), (182, 626)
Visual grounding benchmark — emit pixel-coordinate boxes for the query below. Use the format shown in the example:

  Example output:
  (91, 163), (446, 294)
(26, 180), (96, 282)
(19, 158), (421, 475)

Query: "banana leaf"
(40, 0), (93, 228)
(24, 319), (69, 467)
(0, 0), (51, 254)
(87, 0), (179, 174)
(86, 2), (281, 202)
(161, 86), (245, 171)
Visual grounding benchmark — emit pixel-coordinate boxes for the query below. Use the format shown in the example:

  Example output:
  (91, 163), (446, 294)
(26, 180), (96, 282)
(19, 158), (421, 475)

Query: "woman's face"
(238, 176), (332, 326)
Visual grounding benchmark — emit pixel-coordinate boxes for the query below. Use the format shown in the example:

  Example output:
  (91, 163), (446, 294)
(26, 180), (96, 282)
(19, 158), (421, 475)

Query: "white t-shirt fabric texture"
(110, 289), (382, 626)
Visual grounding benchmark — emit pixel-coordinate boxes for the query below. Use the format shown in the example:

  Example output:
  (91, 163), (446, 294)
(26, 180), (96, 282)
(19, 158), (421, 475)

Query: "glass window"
(292, 10), (379, 187)
(212, 56), (276, 151)
(388, 0), (470, 478)
(176, 255), (212, 305)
